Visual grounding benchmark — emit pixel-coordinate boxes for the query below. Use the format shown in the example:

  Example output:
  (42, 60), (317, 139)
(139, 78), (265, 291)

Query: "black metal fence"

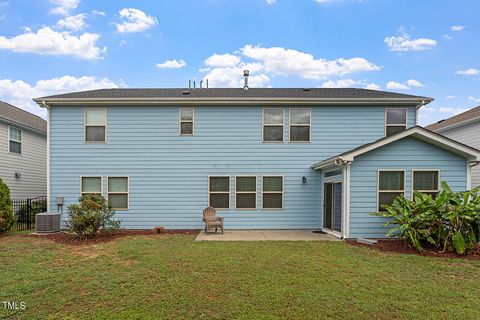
(12, 196), (47, 231)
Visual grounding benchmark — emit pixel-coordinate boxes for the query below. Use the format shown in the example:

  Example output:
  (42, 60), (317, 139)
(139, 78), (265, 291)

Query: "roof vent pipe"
(200, 80), (203, 88)
(243, 70), (249, 90)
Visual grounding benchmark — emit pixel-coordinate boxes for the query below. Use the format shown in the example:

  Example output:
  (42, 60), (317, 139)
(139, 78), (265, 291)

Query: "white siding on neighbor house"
(438, 121), (480, 187)
(0, 121), (47, 199)
(49, 105), (417, 230)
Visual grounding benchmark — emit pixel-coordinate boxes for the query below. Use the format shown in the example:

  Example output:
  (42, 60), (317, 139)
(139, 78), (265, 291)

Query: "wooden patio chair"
(202, 207), (224, 235)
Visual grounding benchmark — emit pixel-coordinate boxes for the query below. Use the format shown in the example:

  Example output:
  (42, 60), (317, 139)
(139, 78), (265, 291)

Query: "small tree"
(65, 194), (120, 238)
(0, 178), (15, 233)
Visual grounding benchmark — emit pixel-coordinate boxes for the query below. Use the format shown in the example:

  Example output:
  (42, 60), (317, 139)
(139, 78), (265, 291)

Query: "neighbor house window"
(385, 108), (407, 137)
(85, 108), (106, 142)
(81, 177), (102, 195)
(289, 108), (311, 142)
(209, 176), (230, 209)
(377, 170), (405, 211)
(108, 177), (129, 210)
(180, 107), (194, 135)
(8, 127), (22, 154)
(235, 176), (257, 209)
(262, 176), (283, 209)
(413, 170), (439, 198)
(263, 108), (284, 142)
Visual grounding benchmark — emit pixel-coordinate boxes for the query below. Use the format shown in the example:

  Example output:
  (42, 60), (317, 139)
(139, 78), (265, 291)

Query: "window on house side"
(108, 177), (129, 210)
(413, 170), (439, 198)
(209, 176), (230, 209)
(289, 108), (311, 142)
(385, 108), (407, 137)
(236, 176), (257, 209)
(180, 107), (194, 135)
(262, 176), (283, 209)
(9, 127), (22, 154)
(85, 108), (106, 142)
(81, 177), (102, 195)
(263, 108), (284, 142)
(378, 171), (405, 211)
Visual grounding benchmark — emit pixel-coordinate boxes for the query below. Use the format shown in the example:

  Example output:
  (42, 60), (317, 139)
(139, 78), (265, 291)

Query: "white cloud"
(92, 10), (105, 16)
(0, 27), (104, 59)
(266, 0), (276, 4)
(469, 96), (480, 103)
(156, 59), (186, 69)
(455, 68), (479, 76)
(321, 79), (380, 90)
(445, 95), (456, 100)
(205, 53), (241, 68)
(0, 75), (122, 118)
(240, 44), (379, 80)
(450, 25), (465, 32)
(386, 79), (423, 90)
(49, 0), (80, 16)
(422, 106), (435, 112)
(315, 0), (339, 3)
(439, 107), (468, 115)
(56, 13), (87, 31)
(115, 8), (158, 33)
(384, 32), (437, 52)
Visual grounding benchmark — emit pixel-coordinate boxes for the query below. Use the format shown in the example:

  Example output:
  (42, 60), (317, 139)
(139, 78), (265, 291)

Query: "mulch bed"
(347, 239), (480, 260)
(25, 229), (200, 246)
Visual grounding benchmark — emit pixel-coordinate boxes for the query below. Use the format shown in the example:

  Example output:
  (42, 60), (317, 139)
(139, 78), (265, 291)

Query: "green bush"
(0, 178), (15, 233)
(371, 182), (480, 254)
(65, 194), (121, 238)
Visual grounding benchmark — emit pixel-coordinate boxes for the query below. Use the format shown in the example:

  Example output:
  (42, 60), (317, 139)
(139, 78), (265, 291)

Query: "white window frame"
(262, 175), (284, 210)
(385, 108), (407, 137)
(8, 126), (22, 154)
(262, 108), (284, 143)
(107, 176), (129, 211)
(411, 169), (440, 198)
(84, 107), (107, 143)
(377, 169), (406, 212)
(179, 107), (195, 136)
(208, 176), (230, 210)
(289, 108), (311, 143)
(235, 176), (257, 210)
(80, 176), (103, 196)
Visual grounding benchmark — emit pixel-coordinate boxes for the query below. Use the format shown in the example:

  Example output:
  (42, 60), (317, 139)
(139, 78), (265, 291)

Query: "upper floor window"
(377, 170), (405, 211)
(263, 108), (284, 142)
(108, 177), (129, 210)
(209, 176), (230, 210)
(289, 108), (311, 142)
(385, 108), (407, 137)
(8, 127), (22, 154)
(81, 177), (102, 195)
(85, 108), (106, 142)
(180, 107), (194, 135)
(413, 170), (439, 198)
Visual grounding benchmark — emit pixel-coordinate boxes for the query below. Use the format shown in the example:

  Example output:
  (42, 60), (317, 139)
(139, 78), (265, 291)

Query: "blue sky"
(0, 0), (478, 124)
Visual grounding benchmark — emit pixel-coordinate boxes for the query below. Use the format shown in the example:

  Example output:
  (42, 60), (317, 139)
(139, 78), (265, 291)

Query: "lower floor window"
(413, 170), (439, 198)
(262, 176), (283, 209)
(209, 176), (230, 209)
(108, 177), (129, 210)
(236, 176), (257, 209)
(378, 170), (405, 211)
(81, 177), (102, 195)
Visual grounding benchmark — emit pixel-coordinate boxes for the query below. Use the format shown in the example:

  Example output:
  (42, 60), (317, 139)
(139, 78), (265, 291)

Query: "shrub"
(371, 182), (480, 254)
(65, 194), (121, 238)
(0, 178), (15, 233)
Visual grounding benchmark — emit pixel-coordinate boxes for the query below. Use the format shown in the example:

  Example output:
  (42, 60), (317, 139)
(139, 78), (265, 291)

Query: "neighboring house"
(0, 101), (47, 199)
(34, 88), (480, 238)
(426, 106), (480, 187)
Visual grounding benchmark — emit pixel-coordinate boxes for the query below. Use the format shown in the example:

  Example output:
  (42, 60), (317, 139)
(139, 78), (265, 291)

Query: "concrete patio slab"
(195, 230), (340, 241)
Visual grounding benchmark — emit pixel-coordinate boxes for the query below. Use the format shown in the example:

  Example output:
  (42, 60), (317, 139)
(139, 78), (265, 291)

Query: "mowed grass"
(1, 233), (480, 320)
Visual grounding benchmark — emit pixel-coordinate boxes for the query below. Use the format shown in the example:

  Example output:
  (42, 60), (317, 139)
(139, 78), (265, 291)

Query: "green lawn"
(1, 233), (479, 320)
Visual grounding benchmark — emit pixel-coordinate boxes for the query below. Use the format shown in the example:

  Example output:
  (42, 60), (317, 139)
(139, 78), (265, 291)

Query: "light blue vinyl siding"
(349, 136), (468, 238)
(50, 105), (416, 229)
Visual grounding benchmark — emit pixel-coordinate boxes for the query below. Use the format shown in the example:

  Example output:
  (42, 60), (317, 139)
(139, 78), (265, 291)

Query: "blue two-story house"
(34, 87), (480, 238)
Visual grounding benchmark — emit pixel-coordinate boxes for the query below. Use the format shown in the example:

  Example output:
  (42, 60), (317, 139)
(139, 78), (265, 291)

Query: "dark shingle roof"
(0, 101), (47, 134)
(35, 88), (432, 101)
(426, 105), (480, 131)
